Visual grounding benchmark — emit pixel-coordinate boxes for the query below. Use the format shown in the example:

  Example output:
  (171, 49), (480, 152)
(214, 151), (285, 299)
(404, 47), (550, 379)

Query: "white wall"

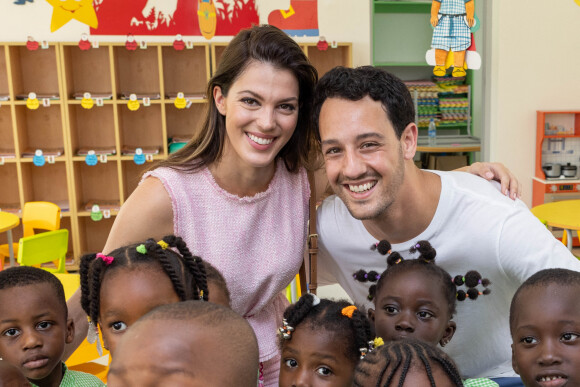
(485, 1), (580, 206)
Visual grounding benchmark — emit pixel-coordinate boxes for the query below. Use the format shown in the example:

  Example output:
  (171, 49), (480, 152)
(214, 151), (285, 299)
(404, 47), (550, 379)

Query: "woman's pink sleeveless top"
(142, 161), (309, 362)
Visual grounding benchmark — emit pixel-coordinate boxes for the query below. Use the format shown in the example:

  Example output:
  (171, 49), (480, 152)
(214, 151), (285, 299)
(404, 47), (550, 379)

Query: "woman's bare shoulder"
(103, 176), (174, 253)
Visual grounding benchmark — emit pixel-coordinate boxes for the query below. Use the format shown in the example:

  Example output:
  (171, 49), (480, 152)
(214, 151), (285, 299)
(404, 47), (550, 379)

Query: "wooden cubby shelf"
(0, 41), (352, 269)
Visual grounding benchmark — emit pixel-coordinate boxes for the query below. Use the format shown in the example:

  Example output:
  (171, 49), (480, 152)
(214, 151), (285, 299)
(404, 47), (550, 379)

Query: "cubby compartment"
(121, 160), (149, 201)
(0, 107), (16, 158)
(14, 105), (65, 157)
(77, 216), (114, 255)
(20, 162), (70, 213)
(161, 45), (209, 98)
(113, 46), (161, 97)
(61, 44), (113, 98)
(165, 103), (206, 141)
(304, 44), (352, 77)
(0, 163), (21, 214)
(72, 161), (120, 215)
(117, 104), (164, 154)
(211, 43), (228, 75)
(0, 45), (9, 98)
(68, 104), (116, 156)
(8, 45), (60, 98)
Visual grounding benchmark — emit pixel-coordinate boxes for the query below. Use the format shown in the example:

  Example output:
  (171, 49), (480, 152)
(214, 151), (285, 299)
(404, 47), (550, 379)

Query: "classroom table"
(0, 211), (20, 267)
(531, 200), (580, 251)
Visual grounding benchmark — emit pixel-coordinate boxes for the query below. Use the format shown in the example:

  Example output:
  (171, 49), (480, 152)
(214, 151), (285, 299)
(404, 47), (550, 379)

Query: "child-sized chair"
(0, 201), (61, 269)
(17, 229), (68, 273)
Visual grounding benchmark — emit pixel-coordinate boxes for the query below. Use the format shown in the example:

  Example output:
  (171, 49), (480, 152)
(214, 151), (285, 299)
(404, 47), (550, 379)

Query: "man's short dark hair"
(313, 66), (415, 141)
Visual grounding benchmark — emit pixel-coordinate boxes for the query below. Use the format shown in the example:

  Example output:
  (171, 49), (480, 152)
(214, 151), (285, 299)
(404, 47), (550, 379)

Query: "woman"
(68, 25), (519, 385)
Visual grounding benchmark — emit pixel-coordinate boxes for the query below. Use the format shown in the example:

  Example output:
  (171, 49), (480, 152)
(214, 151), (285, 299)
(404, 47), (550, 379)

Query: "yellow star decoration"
(575, 0), (580, 6)
(45, 0), (98, 32)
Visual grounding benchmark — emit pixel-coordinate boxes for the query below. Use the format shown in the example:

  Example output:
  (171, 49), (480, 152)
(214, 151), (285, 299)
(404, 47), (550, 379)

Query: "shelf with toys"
(0, 38), (352, 269)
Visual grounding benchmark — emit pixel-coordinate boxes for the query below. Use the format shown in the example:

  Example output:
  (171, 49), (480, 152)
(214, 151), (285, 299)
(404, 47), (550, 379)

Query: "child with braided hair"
(353, 338), (465, 387)
(79, 234), (228, 356)
(353, 239), (498, 386)
(354, 239), (490, 347)
(277, 293), (374, 387)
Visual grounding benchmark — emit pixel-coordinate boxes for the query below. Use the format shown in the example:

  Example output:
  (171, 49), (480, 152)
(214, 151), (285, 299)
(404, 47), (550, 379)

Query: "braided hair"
(353, 338), (464, 387)
(80, 235), (208, 326)
(279, 293), (373, 363)
(353, 240), (491, 317)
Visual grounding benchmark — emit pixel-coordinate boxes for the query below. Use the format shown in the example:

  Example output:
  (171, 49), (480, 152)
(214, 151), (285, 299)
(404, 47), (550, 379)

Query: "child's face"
(0, 284), (73, 386)
(98, 266), (180, 356)
(108, 319), (245, 387)
(511, 284), (580, 387)
(279, 325), (357, 387)
(369, 270), (455, 347)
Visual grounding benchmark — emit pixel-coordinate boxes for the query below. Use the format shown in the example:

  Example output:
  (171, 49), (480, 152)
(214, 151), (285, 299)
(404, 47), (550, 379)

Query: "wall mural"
(75, 0), (319, 39)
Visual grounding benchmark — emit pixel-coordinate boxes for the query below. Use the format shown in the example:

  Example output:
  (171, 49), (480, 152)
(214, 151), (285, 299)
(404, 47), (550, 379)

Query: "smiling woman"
(67, 25), (319, 387)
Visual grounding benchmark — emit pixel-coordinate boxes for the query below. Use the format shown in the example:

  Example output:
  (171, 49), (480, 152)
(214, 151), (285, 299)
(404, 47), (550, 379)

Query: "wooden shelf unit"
(0, 41), (352, 268)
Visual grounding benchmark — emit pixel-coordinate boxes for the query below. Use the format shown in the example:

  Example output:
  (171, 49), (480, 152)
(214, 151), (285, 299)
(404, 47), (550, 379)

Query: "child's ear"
(439, 320), (456, 347)
(367, 308), (375, 324)
(512, 343), (520, 375)
(65, 318), (75, 344)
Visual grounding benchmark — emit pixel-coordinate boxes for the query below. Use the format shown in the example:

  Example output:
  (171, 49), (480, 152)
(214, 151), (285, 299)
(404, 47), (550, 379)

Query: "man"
(313, 66), (580, 385)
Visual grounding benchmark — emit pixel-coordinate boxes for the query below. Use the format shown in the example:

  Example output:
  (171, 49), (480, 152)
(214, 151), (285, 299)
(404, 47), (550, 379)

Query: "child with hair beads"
(354, 240), (498, 386)
(108, 300), (259, 387)
(80, 234), (224, 356)
(277, 293), (374, 387)
(0, 266), (104, 387)
(510, 268), (580, 387)
(353, 338), (464, 387)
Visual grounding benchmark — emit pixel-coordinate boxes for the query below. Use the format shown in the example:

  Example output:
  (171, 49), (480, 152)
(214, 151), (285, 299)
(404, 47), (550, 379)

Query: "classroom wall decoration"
(425, 0), (480, 78)
(84, 0), (318, 38)
(268, 0), (319, 37)
(45, 0), (98, 32)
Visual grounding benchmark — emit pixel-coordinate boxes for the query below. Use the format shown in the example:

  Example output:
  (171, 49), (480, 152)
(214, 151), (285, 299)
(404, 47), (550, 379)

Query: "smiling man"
(311, 66), (580, 386)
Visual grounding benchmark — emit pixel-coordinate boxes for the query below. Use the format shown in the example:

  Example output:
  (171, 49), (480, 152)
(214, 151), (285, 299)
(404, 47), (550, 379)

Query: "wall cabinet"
(0, 40), (351, 269)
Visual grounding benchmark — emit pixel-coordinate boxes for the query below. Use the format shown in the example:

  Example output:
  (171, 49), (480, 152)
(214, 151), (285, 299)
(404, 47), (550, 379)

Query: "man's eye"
(284, 358), (298, 368)
(324, 148), (340, 155)
(111, 322), (128, 332)
(316, 366), (332, 376)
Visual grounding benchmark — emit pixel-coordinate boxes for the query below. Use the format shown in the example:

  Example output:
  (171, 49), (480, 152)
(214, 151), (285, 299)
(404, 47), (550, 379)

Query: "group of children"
(0, 234), (578, 386)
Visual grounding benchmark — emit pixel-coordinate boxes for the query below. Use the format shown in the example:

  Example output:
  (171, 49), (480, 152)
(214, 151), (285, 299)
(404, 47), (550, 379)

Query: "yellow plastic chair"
(17, 229), (68, 273)
(54, 273), (109, 383)
(0, 201), (61, 268)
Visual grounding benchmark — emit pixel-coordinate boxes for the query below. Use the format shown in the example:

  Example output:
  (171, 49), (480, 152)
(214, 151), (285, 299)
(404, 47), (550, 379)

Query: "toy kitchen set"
(533, 111), (580, 207)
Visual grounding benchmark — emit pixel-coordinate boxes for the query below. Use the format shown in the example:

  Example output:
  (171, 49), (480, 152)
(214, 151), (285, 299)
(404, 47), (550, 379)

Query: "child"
(353, 338), (464, 386)
(278, 293), (373, 387)
(107, 300), (259, 387)
(0, 266), (105, 387)
(353, 240), (490, 347)
(510, 268), (580, 387)
(80, 234), (229, 356)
